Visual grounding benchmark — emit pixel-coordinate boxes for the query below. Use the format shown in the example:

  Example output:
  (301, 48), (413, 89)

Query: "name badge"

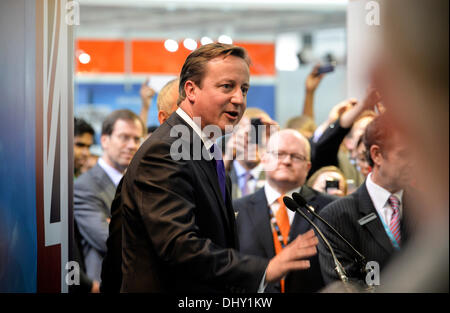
(358, 213), (377, 226)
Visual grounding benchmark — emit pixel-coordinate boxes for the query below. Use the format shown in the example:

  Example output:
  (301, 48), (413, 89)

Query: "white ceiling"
(76, 0), (347, 41)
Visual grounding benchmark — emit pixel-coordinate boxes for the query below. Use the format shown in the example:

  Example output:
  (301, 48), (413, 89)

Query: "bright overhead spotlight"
(200, 36), (213, 45)
(78, 53), (91, 64)
(183, 38), (198, 51)
(164, 39), (178, 52)
(218, 35), (233, 44)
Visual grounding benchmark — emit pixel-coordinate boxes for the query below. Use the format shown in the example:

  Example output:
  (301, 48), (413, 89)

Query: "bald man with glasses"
(234, 129), (337, 293)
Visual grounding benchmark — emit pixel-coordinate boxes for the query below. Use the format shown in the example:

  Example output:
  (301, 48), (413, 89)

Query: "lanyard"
(268, 207), (287, 248)
(378, 213), (401, 250)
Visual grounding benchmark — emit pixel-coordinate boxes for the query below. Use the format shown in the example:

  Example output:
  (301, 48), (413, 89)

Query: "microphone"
(283, 197), (349, 284)
(292, 192), (367, 276)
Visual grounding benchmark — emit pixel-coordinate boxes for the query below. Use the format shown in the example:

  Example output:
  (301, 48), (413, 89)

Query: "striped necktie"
(388, 195), (401, 246)
(241, 171), (253, 196)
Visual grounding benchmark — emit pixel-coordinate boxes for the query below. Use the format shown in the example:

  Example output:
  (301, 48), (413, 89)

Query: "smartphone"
(316, 64), (335, 76)
(325, 179), (339, 193)
(250, 118), (264, 146)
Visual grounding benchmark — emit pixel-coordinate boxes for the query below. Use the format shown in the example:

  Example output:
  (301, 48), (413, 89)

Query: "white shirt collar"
(98, 157), (123, 187)
(176, 107), (215, 152)
(233, 160), (263, 179)
(366, 172), (403, 225)
(264, 181), (302, 224)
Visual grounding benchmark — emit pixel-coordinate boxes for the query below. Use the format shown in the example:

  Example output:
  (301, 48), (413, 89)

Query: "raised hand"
(265, 229), (319, 283)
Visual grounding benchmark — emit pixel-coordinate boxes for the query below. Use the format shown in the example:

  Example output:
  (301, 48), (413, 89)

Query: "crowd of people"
(70, 0), (448, 293)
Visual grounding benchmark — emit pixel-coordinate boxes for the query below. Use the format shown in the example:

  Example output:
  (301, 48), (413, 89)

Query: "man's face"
(74, 132), (93, 173)
(373, 133), (412, 192)
(263, 132), (311, 189)
(101, 118), (144, 172)
(346, 116), (374, 158)
(191, 55), (250, 133)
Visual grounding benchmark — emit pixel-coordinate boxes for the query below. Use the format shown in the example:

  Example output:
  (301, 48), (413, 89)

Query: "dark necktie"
(210, 144), (226, 203)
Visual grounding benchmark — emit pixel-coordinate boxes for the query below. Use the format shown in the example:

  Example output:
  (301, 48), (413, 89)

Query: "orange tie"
(272, 196), (291, 292)
(276, 196), (290, 244)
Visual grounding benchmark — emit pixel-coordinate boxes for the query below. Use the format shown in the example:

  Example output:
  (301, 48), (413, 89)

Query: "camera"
(325, 179), (340, 193)
(250, 118), (264, 146)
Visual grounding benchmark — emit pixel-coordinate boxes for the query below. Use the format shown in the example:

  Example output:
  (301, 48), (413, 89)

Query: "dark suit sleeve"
(132, 140), (269, 292)
(100, 180), (124, 293)
(309, 118), (351, 178)
(316, 199), (363, 284)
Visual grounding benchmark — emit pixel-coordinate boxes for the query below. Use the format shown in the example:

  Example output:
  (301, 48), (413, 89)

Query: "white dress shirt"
(365, 173), (403, 228)
(98, 157), (123, 187)
(176, 107), (215, 152)
(233, 160), (264, 195)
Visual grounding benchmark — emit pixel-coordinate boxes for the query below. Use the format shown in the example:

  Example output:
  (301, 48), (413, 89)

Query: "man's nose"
(231, 88), (245, 105)
(280, 154), (292, 164)
(82, 147), (90, 156)
(127, 137), (142, 150)
(126, 139), (138, 150)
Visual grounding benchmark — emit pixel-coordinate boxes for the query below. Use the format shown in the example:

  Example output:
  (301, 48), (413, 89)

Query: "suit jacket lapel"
(167, 113), (233, 235)
(248, 188), (275, 257)
(358, 183), (395, 255)
(92, 163), (117, 215)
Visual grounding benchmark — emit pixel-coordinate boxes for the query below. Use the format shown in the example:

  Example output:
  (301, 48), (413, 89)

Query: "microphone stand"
(292, 192), (368, 279)
(283, 197), (349, 285)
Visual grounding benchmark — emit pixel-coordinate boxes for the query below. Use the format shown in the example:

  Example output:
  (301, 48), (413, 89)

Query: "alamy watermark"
(365, 1), (380, 26)
(168, 119), (281, 171)
(365, 261), (380, 286)
(65, 261), (80, 286)
(65, 1), (80, 26)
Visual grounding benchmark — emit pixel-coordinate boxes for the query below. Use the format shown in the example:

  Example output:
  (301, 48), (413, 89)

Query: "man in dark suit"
(74, 110), (144, 283)
(118, 43), (319, 293)
(235, 129), (336, 292)
(100, 78), (181, 293)
(317, 114), (415, 285)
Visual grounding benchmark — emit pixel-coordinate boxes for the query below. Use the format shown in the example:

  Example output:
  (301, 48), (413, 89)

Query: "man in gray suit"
(74, 109), (145, 283)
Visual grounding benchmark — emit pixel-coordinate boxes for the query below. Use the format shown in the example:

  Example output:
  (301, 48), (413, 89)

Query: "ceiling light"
(183, 38), (198, 51)
(200, 36), (213, 45)
(164, 39), (178, 52)
(218, 35), (233, 44)
(78, 53), (91, 64)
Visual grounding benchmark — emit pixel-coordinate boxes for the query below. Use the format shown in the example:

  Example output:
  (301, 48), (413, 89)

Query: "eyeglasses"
(267, 151), (308, 163)
(113, 133), (143, 145)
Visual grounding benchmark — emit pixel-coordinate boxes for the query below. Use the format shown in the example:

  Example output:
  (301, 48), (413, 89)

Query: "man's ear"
(370, 144), (382, 167)
(184, 80), (197, 102)
(306, 161), (312, 172)
(158, 111), (168, 125)
(100, 134), (109, 150)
